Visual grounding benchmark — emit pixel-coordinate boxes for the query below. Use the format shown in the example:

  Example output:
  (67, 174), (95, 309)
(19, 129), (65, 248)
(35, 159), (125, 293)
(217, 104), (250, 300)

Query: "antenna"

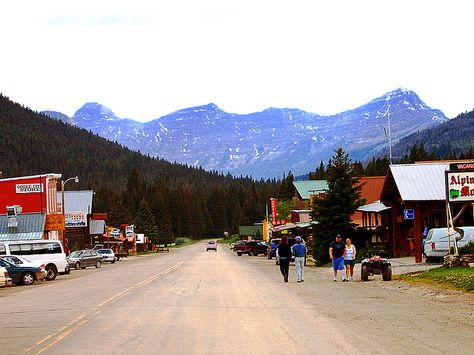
(384, 94), (393, 164)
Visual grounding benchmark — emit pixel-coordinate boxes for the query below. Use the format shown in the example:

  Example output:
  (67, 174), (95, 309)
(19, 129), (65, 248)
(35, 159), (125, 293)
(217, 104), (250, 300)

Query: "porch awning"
(357, 200), (391, 213)
(0, 232), (44, 241)
(271, 223), (297, 232)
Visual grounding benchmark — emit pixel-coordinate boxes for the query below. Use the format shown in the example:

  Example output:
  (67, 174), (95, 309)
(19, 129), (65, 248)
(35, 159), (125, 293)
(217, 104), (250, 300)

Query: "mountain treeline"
(0, 94), (281, 242)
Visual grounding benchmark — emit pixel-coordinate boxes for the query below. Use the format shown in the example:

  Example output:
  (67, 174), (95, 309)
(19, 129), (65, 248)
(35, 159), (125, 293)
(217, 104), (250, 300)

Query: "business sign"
(446, 170), (474, 203)
(136, 233), (145, 244)
(270, 198), (277, 224)
(45, 214), (65, 231)
(65, 211), (87, 227)
(16, 183), (43, 193)
(403, 209), (414, 220)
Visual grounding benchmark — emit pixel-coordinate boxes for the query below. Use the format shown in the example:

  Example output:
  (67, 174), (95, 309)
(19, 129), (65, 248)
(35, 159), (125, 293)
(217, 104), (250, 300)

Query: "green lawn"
(399, 267), (474, 292)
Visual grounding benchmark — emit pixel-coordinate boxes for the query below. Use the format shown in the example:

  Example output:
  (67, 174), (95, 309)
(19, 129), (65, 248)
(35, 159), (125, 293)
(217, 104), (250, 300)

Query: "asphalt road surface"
(0, 243), (473, 355)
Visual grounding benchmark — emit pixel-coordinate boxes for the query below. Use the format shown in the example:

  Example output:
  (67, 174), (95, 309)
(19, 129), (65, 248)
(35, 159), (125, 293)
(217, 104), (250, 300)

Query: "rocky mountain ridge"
(43, 88), (447, 178)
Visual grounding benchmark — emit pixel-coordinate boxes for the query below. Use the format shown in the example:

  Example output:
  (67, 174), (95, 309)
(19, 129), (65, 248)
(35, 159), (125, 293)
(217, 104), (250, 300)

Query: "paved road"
(0, 243), (473, 354)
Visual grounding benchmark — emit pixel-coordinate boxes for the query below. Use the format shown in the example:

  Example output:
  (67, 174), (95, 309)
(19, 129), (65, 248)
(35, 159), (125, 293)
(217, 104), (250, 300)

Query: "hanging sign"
(446, 165), (474, 203)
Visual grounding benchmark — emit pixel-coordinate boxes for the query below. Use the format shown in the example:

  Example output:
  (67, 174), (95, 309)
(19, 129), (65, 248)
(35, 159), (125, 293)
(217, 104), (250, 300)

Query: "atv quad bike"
(361, 250), (392, 281)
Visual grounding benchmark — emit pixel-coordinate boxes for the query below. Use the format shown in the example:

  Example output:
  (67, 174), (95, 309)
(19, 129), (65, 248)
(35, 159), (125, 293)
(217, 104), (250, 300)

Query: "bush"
(174, 237), (192, 246)
(458, 241), (474, 255)
(219, 233), (240, 244)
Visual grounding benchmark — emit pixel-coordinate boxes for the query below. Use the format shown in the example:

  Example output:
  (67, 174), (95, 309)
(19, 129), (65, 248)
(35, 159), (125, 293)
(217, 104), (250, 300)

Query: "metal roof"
(293, 180), (328, 200)
(0, 212), (46, 241)
(89, 219), (105, 235)
(57, 190), (94, 214)
(389, 163), (449, 201)
(357, 200), (391, 213)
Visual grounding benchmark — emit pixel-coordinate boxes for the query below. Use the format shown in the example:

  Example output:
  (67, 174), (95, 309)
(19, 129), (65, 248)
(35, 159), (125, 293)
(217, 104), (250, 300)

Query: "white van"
(424, 227), (474, 259)
(0, 240), (70, 280)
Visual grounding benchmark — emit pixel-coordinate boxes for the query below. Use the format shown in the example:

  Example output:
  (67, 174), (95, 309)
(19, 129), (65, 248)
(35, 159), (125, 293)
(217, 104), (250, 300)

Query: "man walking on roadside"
(292, 236), (307, 283)
(329, 234), (347, 282)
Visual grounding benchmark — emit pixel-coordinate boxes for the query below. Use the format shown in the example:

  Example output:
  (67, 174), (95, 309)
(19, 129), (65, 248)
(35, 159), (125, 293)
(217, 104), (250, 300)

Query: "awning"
(271, 223), (297, 232)
(0, 232), (44, 241)
(357, 200), (391, 213)
(295, 221), (317, 228)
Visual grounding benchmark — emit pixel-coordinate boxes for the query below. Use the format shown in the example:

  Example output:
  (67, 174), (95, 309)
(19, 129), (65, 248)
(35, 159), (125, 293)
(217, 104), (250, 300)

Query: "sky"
(1, 0), (473, 122)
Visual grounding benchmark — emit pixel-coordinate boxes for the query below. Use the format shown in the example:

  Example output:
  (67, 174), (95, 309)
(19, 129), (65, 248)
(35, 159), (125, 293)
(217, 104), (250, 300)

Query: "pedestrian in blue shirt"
(292, 236), (307, 282)
(329, 234), (347, 282)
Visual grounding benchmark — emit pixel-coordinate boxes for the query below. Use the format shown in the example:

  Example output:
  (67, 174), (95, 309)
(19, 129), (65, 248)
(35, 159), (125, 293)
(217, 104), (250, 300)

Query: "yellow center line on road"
(24, 261), (184, 355)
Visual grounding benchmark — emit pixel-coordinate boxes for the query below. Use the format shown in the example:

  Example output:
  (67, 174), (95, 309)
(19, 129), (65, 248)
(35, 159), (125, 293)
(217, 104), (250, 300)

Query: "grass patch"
(218, 234), (240, 244)
(172, 237), (197, 247)
(399, 266), (474, 292)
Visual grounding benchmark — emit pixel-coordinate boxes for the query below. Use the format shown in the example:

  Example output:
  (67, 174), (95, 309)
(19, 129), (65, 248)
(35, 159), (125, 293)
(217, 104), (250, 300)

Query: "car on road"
(0, 266), (12, 287)
(96, 249), (116, 263)
(234, 240), (268, 256)
(67, 250), (102, 270)
(206, 240), (217, 251)
(0, 258), (46, 285)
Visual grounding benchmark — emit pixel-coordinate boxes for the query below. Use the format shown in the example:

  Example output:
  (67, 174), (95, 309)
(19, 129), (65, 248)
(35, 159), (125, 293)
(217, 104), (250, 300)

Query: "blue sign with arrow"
(403, 209), (414, 220)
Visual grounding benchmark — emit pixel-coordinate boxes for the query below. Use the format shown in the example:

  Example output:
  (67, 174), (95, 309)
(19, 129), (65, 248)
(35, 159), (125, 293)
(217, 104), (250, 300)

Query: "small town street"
(0, 243), (473, 355)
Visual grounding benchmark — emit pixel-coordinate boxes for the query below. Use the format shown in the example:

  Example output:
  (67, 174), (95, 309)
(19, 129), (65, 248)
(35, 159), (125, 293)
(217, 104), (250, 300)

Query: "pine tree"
(311, 147), (364, 265)
(133, 198), (159, 245)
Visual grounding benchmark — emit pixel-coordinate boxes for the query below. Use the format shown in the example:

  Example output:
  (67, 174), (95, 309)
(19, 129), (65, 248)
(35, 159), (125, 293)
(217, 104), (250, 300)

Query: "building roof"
(57, 190), (94, 214)
(357, 200), (391, 213)
(293, 180), (328, 200)
(387, 163), (450, 201)
(358, 176), (385, 204)
(89, 219), (105, 235)
(0, 212), (46, 241)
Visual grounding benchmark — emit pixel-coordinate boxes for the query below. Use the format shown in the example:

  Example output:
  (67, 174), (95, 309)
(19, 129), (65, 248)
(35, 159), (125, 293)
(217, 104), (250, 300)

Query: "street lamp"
(61, 176), (79, 251)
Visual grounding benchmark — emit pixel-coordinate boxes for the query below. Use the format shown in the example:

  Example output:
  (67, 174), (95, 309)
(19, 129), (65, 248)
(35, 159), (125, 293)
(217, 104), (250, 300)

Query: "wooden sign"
(45, 214), (65, 231)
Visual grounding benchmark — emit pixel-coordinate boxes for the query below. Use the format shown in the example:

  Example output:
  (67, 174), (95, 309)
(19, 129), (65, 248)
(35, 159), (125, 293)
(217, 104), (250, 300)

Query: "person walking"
(329, 234), (347, 282)
(344, 237), (356, 281)
(278, 236), (292, 282)
(292, 236), (307, 283)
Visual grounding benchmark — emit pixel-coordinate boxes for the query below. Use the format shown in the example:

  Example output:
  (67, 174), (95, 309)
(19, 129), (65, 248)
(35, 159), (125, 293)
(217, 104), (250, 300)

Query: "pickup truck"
(234, 241), (268, 256)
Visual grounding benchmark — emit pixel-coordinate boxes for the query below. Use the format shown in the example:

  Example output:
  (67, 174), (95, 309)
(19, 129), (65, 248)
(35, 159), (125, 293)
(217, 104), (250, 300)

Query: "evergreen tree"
(311, 147), (364, 265)
(277, 171), (295, 200)
(134, 198), (159, 245)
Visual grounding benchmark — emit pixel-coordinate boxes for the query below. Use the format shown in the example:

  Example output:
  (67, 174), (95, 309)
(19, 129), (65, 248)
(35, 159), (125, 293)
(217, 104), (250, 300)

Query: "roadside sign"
(403, 209), (414, 220)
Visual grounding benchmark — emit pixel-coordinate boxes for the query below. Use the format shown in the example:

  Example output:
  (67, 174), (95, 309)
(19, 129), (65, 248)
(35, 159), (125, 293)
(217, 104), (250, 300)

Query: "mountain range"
(43, 88), (448, 178)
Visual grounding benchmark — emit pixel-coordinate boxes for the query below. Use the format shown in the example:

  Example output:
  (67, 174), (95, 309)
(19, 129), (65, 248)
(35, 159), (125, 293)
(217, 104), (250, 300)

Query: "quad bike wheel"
(382, 265), (392, 281)
(361, 265), (369, 281)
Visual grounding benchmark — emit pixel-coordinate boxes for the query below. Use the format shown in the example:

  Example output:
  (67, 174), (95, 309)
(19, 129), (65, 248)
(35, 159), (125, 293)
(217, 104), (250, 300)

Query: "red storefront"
(0, 173), (63, 240)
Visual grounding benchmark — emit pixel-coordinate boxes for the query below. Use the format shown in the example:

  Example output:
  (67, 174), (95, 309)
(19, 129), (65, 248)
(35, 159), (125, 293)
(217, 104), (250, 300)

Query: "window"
(0, 245), (6, 255)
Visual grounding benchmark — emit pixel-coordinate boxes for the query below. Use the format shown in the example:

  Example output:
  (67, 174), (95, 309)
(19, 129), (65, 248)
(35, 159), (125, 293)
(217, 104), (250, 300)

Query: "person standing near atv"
(344, 237), (356, 282)
(329, 234), (347, 282)
(292, 236), (307, 282)
(278, 236), (292, 282)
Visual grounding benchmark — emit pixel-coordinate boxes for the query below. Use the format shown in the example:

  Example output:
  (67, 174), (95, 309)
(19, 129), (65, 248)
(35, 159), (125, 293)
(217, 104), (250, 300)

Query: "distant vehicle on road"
(96, 249), (116, 263)
(0, 258), (46, 285)
(206, 241), (217, 251)
(67, 250), (102, 270)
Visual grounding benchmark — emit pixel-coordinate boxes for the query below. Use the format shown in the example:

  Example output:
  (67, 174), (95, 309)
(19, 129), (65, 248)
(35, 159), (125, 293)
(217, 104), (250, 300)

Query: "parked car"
(67, 250), (102, 270)
(234, 240), (268, 256)
(0, 266), (12, 287)
(267, 238), (281, 259)
(0, 255), (47, 280)
(96, 249), (116, 263)
(424, 226), (474, 260)
(0, 258), (46, 285)
(206, 240), (217, 251)
(0, 240), (70, 281)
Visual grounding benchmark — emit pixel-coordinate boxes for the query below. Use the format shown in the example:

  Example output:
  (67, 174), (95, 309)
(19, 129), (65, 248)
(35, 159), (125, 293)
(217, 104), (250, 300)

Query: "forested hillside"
(0, 94), (280, 242)
(389, 109), (474, 160)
